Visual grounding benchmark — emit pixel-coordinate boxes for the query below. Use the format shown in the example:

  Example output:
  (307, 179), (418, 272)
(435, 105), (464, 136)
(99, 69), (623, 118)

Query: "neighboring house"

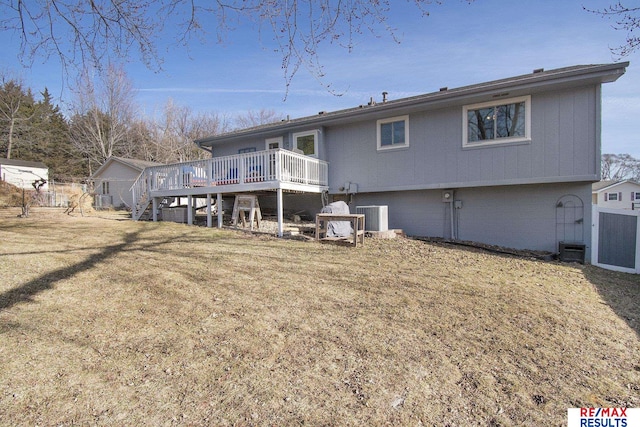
(130, 62), (628, 258)
(592, 180), (640, 210)
(92, 157), (161, 209)
(0, 158), (49, 190)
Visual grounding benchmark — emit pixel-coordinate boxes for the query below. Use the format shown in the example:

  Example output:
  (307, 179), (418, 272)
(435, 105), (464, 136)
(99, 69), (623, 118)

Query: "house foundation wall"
(339, 182), (592, 257)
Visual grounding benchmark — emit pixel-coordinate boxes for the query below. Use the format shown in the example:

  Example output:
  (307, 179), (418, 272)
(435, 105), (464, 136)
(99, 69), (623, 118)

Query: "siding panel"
(349, 183), (591, 255)
(325, 86), (598, 192)
(572, 88), (595, 175)
(542, 93), (561, 177)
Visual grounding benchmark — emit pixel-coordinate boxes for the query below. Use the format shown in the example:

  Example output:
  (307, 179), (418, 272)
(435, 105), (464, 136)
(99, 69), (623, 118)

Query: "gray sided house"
(92, 157), (161, 209)
(131, 63), (628, 258)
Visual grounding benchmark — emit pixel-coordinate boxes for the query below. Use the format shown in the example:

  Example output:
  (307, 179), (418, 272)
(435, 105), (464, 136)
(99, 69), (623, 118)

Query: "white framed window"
(606, 192), (620, 201)
(292, 130), (319, 157)
(102, 181), (109, 194)
(265, 137), (282, 150)
(463, 95), (531, 148)
(238, 147), (256, 154)
(634, 192), (640, 201)
(377, 115), (409, 151)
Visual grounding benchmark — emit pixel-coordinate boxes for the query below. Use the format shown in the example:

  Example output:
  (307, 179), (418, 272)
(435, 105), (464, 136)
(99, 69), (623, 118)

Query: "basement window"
(463, 95), (531, 148)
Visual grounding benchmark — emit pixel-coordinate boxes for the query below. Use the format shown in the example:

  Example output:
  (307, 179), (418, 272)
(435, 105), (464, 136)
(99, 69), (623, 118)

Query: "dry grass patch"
(0, 207), (638, 426)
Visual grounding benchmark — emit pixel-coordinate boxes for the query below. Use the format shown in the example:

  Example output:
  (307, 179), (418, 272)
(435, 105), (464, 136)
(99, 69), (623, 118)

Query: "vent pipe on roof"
(382, 91), (388, 103)
(368, 97), (376, 106)
(533, 68), (544, 74)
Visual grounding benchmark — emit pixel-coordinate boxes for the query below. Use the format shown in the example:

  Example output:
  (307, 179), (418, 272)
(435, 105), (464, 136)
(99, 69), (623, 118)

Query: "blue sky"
(1, 0), (638, 157)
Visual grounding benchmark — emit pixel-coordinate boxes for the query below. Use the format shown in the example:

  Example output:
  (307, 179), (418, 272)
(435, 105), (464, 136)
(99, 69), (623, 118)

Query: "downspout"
(450, 195), (455, 240)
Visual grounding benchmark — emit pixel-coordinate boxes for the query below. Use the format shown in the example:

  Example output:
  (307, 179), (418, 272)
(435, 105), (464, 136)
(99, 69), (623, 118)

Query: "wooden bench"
(315, 213), (365, 247)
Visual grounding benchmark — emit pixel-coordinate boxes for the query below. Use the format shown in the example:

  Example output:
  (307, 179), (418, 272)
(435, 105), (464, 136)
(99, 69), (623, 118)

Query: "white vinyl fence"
(591, 206), (640, 274)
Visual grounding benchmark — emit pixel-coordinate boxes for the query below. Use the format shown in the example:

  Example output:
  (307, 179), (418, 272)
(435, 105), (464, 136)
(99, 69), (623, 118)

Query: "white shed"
(91, 157), (161, 209)
(0, 159), (49, 190)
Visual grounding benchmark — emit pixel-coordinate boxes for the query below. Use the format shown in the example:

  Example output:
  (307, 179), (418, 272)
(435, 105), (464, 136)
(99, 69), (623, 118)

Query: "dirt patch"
(0, 180), (30, 207)
(0, 208), (638, 426)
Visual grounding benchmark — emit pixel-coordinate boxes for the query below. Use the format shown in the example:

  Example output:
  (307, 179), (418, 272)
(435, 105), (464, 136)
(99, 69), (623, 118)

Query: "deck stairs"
(131, 169), (154, 221)
(132, 192), (150, 221)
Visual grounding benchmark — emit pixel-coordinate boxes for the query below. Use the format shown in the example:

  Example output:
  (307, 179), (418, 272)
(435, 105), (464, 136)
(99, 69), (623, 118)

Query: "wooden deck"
(131, 149), (329, 235)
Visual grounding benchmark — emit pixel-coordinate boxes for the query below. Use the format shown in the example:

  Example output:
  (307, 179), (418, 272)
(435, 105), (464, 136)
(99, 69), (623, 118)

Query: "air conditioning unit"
(356, 205), (388, 231)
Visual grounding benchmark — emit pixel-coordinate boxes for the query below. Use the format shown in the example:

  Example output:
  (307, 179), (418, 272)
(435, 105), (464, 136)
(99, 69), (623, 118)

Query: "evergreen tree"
(35, 88), (85, 180)
(0, 79), (88, 181)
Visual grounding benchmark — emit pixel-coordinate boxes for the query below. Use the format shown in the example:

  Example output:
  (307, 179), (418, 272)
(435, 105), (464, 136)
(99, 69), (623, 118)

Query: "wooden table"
(315, 213), (365, 247)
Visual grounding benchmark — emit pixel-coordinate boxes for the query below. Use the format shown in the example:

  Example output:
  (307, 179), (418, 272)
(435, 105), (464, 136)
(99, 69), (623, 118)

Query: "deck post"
(152, 198), (158, 222)
(217, 193), (223, 228)
(277, 188), (283, 237)
(206, 193), (212, 228)
(187, 195), (193, 225)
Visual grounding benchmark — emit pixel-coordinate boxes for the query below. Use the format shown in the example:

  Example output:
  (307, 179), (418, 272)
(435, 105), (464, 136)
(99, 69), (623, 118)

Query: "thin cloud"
(137, 87), (284, 94)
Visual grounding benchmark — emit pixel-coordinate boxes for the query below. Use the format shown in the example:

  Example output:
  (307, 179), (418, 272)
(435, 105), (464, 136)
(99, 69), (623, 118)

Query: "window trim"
(377, 115), (410, 151)
(292, 130), (319, 157)
(265, 137), (282, 151)
(462, 95), (531, 148)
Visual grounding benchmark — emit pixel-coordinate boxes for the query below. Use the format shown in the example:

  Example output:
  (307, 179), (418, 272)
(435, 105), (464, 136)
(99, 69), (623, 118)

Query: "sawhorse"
(232, 195), (262, 230)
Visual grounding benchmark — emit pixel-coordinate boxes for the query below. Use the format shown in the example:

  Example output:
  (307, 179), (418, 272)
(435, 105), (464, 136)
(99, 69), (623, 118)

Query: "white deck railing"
(131, 149), (328, 219)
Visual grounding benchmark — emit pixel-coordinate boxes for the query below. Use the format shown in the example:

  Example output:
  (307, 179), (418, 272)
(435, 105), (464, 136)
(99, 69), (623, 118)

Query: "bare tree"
(126, 119), (156, 162)
(585, 2), (640, 57)
(601, 153), (640, 181)
(145, 99), (230, 163)
(1, 0), (163, 75)
(0, 76), (33, 159)
(68, 64), (136, 171)
(0, 1), (466, 93)
(234, 109), (283, 130)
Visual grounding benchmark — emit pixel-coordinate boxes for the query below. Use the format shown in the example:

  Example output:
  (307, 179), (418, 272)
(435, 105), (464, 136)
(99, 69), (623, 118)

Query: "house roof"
(91, 156), (162, 178)
(0, 158), (48, 169)
(592, 179), (640, 193)
(196, 62), (629, 148)
(111, 156), (162, 171)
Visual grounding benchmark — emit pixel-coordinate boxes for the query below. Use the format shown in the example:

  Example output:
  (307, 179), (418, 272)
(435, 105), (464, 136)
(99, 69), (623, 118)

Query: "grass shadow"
(0, 231), (141, 312)
(583, 265), (640, 338)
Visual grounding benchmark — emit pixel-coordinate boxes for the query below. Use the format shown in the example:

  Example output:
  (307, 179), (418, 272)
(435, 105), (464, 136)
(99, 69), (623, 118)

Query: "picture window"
(463, 96), (531, 147)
